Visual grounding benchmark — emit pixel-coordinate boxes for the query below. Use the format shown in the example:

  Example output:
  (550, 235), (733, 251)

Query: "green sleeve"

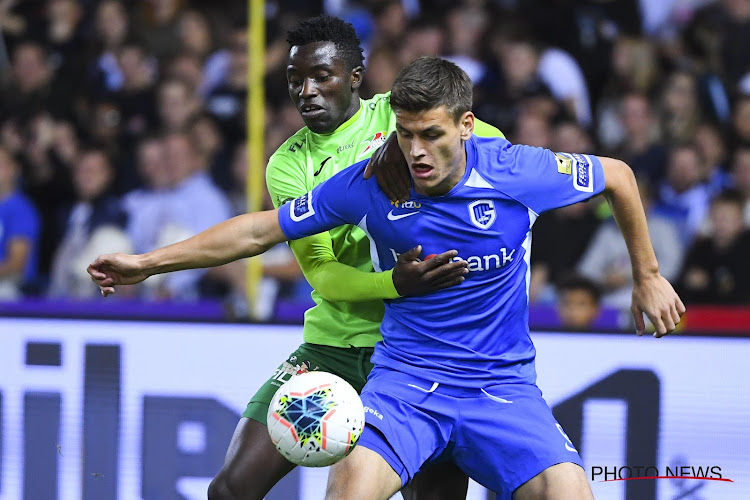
(266, 147), (401, 302)
(474, 118), (505, 139)
(289, 235), (400, 302)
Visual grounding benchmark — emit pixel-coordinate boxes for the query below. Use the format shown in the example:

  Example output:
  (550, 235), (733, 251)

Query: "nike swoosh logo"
(314, 156), (332, 176)
(387, 210), (419, 221)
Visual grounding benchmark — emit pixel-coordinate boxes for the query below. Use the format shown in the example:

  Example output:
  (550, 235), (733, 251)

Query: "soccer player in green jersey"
(206, 16), (502, 500)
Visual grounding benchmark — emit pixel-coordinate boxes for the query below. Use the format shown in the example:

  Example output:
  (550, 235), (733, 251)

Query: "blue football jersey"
(279, 136), (606, 387)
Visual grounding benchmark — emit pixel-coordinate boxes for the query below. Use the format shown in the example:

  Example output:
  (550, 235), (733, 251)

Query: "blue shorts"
(357, 366), (583, 498)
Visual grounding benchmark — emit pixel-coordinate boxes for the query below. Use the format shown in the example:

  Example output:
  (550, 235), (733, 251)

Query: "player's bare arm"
(88, 210), (287, 296)
(599, 157), (686, 336)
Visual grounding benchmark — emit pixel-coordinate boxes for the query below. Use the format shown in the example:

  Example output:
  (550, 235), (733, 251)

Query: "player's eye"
(315, 74), (331, 83)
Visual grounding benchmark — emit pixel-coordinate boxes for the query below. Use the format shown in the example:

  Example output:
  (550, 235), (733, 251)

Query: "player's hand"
(392, 246), (468, 296)
(631, 273), (686, 337)
(87, 253), (149, 297)
(363, 131), (411, 202)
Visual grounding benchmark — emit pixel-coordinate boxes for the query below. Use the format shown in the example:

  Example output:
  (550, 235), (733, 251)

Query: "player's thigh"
(453, 383), (584, 498)
(242, 343), (372, 423)
(325, 445), (402, 500)
(514, 462), (593, 500)
(209, 418), (295, 499)
(401, 460), (469, 500)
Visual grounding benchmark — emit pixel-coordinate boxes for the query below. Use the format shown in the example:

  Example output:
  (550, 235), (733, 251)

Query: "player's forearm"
(140, 211), (286, 277)
(305, 260), (399, 302)
(289, 238), (400, 301)
(601, 159), (660, 281)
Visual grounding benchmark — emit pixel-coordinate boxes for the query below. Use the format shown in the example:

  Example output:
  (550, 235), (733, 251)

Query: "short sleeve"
(266, 150), (309, 209)
(501, 145), (605, 215)
(7, 197), (40, 241)
(279, 161), (371, 240)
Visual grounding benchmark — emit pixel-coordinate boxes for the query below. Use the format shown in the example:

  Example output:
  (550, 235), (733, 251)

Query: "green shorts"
(242, 342), (375, 424)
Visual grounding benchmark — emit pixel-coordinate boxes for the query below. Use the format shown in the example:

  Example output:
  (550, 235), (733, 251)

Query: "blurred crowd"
(1, 0), (749, 320)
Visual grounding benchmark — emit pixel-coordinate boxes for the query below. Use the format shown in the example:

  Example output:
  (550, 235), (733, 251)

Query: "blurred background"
(0, 0), (749, 329)
(0, 1), (749, 499)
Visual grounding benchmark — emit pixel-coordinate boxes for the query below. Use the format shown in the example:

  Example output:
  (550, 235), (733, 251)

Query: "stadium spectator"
(730, 94), (750, 150)
(205, 26), (248, 144)
(19, 113), (76, 277)
(149, 132), (231, 300)
(610, 92), (668, 184)
(730, 146), (750, 225)
(122, 136), (172, 256)
(49, 148), (129, 298)
(694, 121), (733, 197)
(91, 0), (132, 95)
(0, 147), (40, 299)
(677, 189), (750, 304)
(658, 70), (702, 145)
(1, 41), (69, 122)
(596, 36), (660, 149)
(530, 201), (602, 304)
(135, 0), (183, 61)
(579, 177), (683, 309)
(551, 121), (595, 154)
(157, 77), (201, 133)
(654, 143), (711, 245)
(556, 274), (602, 331)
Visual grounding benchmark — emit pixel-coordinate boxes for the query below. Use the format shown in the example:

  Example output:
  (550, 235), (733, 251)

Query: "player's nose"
(299, 78), (317, 98)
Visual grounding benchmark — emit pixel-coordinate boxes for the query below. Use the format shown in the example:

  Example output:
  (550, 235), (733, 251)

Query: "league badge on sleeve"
(290, 192), (315, 222)
(554, 153), (572, 175)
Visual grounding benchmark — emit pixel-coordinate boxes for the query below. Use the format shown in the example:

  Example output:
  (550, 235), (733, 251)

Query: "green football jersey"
(266, 92), (504, 348)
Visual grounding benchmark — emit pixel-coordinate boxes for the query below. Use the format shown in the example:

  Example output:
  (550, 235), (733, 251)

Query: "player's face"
(287, 41), (363, 134)
(395, 106), (474, 196)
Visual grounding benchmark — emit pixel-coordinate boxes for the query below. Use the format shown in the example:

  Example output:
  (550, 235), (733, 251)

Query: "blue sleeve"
(500, 145), (605, 215)
(278, 161), (371, 240)
(8, 197), (40, 241)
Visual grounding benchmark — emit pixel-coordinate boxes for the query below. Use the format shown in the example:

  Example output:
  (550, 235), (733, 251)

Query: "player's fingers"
(660, 307), (676, 335)
(379, 164), (398, 201)
(400, 245), (422, 262)
(670, 304), (681, 328)
(649, 310), (668, 338)
(421, 261), (468, 281)
(88, 266), (105, 279)
(101, 286), (115, 297)
(396, 165), (411, 201)
(420, 250), (460, 271)
(363, 160), (374, 179)
(631, 303), (646, 336)
(676, 296), (686, 316)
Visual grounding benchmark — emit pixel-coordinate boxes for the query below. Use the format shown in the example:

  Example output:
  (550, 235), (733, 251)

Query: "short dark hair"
(557, 274), (601, 304)
(286, 15), (364, 71)
(390, 57), (473, 122)
(711, 188), (745, 209)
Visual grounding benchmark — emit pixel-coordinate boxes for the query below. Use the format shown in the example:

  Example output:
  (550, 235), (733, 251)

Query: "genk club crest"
(468, 199), (496, 229)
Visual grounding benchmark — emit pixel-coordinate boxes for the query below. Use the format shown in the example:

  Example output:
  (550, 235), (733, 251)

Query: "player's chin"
(302, 115), (334, 134)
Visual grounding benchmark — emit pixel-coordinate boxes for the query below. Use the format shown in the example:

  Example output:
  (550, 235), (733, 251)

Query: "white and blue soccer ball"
(267, 371), (365, 467)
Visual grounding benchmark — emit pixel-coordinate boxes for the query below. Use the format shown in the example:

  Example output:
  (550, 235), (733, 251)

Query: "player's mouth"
(300, 104), (326, 119)
(410, 163), (434, 179)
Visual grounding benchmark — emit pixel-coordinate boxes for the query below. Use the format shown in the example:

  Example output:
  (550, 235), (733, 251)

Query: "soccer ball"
(267, 371), (365, 467)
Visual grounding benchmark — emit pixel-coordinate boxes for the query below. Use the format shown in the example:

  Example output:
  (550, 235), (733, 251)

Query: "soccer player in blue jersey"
(88, 56), (684, 499)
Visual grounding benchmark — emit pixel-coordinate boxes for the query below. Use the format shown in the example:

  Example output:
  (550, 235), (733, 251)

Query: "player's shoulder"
(363, 91), (391, 110)
(268, 127), (311, 166)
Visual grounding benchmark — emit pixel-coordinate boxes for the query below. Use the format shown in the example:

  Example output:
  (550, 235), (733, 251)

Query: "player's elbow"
(602, 158), (636, 197)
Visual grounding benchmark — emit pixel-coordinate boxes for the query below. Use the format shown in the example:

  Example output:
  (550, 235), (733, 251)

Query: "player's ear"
(459, 111), (474, 140)
(351, 66), (364, 90)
